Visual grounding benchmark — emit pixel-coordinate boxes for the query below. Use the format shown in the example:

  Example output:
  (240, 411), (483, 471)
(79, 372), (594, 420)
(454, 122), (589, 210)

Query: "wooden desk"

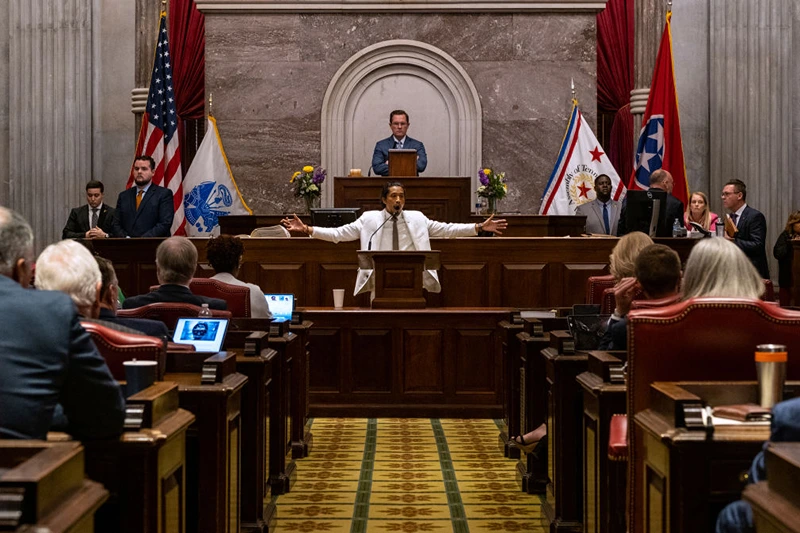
(265, 331), (299, 495)
(743, 443), (800, 533)
(542, 332), (588, 532)
(634, 381), (800, 533)
(0, 441), (108, 532)
(496, 318), (525, 459)
(289, 320), (314, 459)
(85, 382), (195, 533)
(304, 307), (511, 418)
(91, 237), (697, 309)
(164, 352), (248, 533)
(334, 176), (472, 222)
(577, 351), (627, 533)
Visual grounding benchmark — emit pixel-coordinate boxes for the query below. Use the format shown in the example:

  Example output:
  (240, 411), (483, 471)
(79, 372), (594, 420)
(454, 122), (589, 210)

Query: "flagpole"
(208, 93), (214, 118)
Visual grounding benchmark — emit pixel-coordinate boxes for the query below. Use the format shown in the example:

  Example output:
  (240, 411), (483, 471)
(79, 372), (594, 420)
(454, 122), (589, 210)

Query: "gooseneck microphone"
(367, 206), (400, 250)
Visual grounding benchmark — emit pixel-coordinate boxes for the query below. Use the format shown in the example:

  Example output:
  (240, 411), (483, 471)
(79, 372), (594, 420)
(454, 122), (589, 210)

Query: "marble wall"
(202, 10), (600, 214)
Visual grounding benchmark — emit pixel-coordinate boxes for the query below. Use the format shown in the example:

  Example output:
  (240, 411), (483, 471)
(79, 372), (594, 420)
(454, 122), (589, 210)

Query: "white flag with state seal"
(539, 100), (626, 215)
(182, 117), (252, 236)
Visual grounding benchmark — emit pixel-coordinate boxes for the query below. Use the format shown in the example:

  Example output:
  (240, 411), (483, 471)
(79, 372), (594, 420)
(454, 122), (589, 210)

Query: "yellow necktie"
(136, 189), (143, 210)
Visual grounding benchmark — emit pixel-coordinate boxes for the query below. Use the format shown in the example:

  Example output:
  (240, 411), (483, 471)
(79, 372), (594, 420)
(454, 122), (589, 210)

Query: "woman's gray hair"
(36, 240), (101, 309)
(681, 238), (764, 300)
(0, 207), (34, 276)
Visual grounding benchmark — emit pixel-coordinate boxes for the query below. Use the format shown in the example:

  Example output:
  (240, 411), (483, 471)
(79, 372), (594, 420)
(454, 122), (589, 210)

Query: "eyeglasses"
(721, 192), (738, 197)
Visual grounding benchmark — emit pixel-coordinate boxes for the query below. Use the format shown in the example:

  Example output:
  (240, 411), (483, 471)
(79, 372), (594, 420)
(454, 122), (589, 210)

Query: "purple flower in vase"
(312, 167), (327, 185)
(479, 169), (489, 186)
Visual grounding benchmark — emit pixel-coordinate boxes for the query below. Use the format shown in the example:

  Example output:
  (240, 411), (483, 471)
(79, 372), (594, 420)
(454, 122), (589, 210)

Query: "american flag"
(128, 12), (185, 235)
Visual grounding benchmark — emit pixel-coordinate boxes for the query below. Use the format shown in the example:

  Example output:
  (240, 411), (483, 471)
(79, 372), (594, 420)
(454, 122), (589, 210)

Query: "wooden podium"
(388, 149), (418, 176)
(358, 250), (440, 309)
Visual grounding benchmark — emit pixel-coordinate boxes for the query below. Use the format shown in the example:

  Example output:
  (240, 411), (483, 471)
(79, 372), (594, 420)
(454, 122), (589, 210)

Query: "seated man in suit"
(0, 207), (124, 440)
(111, 155), (174, 237)
(618, 168), (684, 236)
(95, 257), (169, 337)
(122, 236), (227, 310)
(575, 174), (620, 235)
(599, 244), (682, 350)
(281, 181), (507, 296)
(371, 110), (428, 176)
(720, 179), (770, 280)
(62, 180), (116, 239)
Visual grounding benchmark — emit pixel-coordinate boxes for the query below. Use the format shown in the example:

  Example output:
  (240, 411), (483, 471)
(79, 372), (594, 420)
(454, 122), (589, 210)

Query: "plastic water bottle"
(715, 218), (725, 237)
(198, 303), (212, 317)
(479, 197), (488, 215)
(672, 218), (682, 238)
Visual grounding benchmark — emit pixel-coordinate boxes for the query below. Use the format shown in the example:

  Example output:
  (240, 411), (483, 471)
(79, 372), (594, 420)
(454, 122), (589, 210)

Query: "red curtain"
(597, 0), (634, 181)
(169, 0), (205, 167)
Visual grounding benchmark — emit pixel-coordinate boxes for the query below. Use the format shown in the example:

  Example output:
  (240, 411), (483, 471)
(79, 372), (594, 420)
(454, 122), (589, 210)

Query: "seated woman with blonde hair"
(682, 238), (764, 300)
(684, 191), (719, 233)
(609, 231), (654, 281)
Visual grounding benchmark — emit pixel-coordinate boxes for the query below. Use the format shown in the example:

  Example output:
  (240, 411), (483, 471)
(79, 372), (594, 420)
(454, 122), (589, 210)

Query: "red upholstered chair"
(629, 293), (681, 310)
(81, 321), (166, 381)
(188, 278), (251, 317)
(117, 303), (232, 331)
(625, 298), (800, 531)
(586, 274), (615, 305)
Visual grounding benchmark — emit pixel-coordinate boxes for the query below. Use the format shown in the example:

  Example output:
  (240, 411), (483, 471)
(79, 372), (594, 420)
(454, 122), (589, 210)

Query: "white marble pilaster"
(709, 0), (795, 281)
(8, 0), (93, 250)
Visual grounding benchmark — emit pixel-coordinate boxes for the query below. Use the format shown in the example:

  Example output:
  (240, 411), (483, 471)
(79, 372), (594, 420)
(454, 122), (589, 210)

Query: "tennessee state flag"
(630, 11), (689, 208)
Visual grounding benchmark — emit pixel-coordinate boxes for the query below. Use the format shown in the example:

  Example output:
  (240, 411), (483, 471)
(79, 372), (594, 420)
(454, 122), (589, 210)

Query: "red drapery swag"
(169, 0), (205, 167)
(597, 0), (634, 181)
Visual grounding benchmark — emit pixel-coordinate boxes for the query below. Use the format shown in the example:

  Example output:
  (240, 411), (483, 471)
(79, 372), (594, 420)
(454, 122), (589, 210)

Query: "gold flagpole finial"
(667, 0), (672, 13)
(570, 78), (577, 104)
(208, 94), (214, 117)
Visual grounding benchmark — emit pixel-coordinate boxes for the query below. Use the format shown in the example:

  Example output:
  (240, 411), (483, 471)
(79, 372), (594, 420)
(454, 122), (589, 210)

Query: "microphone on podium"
(367, 206), (400, 251)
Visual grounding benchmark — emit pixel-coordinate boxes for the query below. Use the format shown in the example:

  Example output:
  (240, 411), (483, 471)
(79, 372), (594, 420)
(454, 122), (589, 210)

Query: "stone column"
(132, 0), (164, 138)
(709, 0), (796, 280)
(0, 0), (10, 208)
(631, 0), (669, 142)
(7, 0), (93, 250)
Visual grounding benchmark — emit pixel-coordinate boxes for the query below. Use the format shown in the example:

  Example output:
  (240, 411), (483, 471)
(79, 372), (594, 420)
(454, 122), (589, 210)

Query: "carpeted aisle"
(273, 418), (545, 532)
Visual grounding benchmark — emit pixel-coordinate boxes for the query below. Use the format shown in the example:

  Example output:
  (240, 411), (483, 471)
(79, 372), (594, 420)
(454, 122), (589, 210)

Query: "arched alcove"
(321, 40), (482, 206)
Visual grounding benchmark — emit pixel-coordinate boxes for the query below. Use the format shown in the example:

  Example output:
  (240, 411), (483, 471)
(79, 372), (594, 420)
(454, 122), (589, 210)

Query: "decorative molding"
(131, 88), (148, 114)
(320, 40), (482, 206)
(195, 0), (609, 14)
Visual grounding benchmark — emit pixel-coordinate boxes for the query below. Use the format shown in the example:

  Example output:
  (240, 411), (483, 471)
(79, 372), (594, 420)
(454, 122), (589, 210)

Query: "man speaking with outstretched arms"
(282, 182), (507, 296)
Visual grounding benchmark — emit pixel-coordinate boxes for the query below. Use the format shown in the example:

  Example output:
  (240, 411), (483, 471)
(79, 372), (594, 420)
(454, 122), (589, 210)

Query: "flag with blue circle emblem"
(182, 117), (251, 236)
(630, 11), (688, 209)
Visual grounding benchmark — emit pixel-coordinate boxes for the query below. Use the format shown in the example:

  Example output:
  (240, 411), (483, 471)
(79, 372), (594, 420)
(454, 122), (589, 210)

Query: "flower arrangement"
(476, 167), (507, 200)
(290, 165), (326, 200)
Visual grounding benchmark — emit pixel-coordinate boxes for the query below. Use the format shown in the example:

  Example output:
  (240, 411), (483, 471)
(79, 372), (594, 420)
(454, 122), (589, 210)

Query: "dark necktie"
(392, 216), (399, 250)
(91, 208), (98, 229)
(602, 203), (610, 234)
(395, 140), (403, 149)
(730, 213), (738, 226)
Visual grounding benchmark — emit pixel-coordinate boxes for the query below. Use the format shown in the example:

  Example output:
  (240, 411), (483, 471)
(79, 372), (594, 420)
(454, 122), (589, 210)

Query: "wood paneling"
(308, 329), (341, 391)
(440, 263), (488, 307)
(454, 329), (494, 393)
(501, 263), (548, 308)
(352, 329), (393, 392)
(404, 330), (443, 393)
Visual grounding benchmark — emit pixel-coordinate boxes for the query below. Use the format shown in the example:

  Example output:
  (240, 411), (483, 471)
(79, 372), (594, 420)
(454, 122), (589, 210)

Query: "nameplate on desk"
(244, 331), (268, 356)
(269, 320), (289, 337)
(550, 330), (575, 355)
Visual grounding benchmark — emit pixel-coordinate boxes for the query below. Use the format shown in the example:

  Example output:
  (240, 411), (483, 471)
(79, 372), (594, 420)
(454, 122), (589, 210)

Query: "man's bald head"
(156, 236), (198, 285)
(0, 207), (34, 286)
(649, 169), (674, 193)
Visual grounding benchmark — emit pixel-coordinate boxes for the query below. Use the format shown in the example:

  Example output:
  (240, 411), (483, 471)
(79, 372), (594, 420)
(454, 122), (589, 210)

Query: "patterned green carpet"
(273, 418), (545, 532)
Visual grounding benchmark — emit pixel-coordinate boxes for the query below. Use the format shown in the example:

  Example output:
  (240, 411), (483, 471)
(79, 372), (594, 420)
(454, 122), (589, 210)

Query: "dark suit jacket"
(122, 284), (228, 311)
(598, 317), (628, 351)
(617, 192), (684, 237)
(371, 136), (428, 176)
(62, 204), (116, 239)
(97, 308), (170, 338)
(733, 205), (770, 280)
(0, 276), (125, 440)
(111, 184), (174, 237)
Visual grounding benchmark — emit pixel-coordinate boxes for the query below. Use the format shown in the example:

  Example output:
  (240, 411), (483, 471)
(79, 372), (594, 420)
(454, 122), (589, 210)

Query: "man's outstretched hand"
(482, 214), (508, 235)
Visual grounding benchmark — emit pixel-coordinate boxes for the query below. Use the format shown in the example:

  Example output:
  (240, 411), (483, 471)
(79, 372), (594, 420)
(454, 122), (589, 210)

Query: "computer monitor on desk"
(311, 208), (362, 227)
(624, 189), (669, 237)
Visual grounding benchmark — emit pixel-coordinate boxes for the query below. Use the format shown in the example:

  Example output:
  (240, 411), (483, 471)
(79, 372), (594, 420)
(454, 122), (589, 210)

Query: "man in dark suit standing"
(721, 179), (770, 280)
(371, 110), (427, 176)
(111, 155), (174, 237)
(0, 207), (124, 440)
(618, 169), (684, 236)
(122, 236), (227, 310)
(62, 180), (116, 239)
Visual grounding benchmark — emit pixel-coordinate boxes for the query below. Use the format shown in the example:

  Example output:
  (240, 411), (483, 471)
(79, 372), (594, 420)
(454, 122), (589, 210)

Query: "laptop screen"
(172, 317), (229, 353)
(265, 294), (294, 322)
